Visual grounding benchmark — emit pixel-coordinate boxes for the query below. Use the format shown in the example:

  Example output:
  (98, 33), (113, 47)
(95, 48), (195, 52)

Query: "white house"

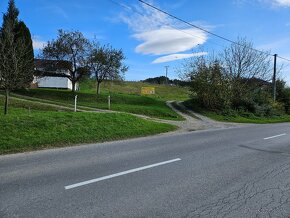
(33, 59), (78, 90)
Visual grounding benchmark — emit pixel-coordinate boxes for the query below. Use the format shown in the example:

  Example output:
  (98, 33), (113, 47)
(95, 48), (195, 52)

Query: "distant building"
(32, 59), (77, 90)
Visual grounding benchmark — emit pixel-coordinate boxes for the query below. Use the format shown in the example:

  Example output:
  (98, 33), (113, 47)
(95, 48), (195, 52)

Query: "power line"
(277, 55), (290, 62)
(138, 0), (290, 62)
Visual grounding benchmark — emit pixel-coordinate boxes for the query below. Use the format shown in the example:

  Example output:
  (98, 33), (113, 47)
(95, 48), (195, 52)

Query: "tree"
(88, 43), (128, 94)
(222, 37), (272, 107)
(180, 38), (273, 112)
(41, 30), (90, 92)
(0, 0), (34, 115)
(183, 55), (231, 110)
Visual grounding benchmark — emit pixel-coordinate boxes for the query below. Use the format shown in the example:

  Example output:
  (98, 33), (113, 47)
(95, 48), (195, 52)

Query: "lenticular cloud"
(134, 27), (207, 55)
(119, 2), (208, 63)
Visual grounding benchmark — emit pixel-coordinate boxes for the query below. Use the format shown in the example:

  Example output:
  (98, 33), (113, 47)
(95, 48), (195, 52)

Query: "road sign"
(141, 87), (155, 95)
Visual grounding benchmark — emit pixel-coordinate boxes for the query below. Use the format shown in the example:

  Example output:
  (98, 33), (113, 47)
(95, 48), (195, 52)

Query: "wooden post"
(74, 95), (78, 112)
(4, 90), (9, 115)
(108, 95), (111, 110)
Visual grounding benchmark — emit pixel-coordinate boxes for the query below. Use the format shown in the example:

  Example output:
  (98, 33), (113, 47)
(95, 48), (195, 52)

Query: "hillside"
(12, 80), (190, 120)
(80, 80), (190, 101)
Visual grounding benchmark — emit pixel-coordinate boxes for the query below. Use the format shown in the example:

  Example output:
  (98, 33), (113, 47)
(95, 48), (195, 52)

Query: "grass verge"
(0, 109), (177, 155)
(183, 99), (290, 124)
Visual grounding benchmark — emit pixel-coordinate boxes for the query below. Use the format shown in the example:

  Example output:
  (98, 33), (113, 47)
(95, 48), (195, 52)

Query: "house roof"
(35, 59), (72, 71)
(34, 59), (72, 77)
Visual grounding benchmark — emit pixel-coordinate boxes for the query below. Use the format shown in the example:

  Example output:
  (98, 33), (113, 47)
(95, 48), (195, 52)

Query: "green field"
(80, 80), (190, 101)
(14, 87), (185, 120)
(0, 97), (176, 154)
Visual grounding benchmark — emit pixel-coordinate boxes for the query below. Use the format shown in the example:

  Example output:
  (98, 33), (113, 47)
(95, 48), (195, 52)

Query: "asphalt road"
(1, 123), (290, 217)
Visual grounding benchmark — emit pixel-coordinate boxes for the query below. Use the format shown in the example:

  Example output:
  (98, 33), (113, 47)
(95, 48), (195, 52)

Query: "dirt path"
(162, 101), (245, 132)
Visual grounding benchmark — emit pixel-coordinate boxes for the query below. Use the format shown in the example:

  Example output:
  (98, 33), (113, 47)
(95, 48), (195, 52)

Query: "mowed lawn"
(15, 88), (185, 120)
(0, 96), (177, 154)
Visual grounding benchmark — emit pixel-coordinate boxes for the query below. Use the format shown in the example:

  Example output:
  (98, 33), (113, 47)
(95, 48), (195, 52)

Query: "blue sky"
(0, 0), (290, 82)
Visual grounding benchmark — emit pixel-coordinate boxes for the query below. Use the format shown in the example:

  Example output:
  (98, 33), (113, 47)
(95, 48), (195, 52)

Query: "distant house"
(32, 59), (77, 90)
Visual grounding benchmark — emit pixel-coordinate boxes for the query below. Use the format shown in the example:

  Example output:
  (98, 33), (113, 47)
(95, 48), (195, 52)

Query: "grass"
(79, 79), (190, 101)
(14, 88), (185, 120)
(0, 108), (177, 154)
(0, 95), (71, 112)
(184, 99), (290, 124)
(0, 81), (182, 154)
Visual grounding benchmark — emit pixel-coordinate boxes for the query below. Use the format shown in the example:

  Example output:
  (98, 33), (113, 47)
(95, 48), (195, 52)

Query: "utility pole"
(165, 66), (169, 85)
(273, 54), (277, 102)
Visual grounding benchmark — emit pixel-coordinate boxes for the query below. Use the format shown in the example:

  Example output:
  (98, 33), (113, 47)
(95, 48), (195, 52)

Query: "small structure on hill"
(141, 87), (155, 95)
(32, 59), (77, 90)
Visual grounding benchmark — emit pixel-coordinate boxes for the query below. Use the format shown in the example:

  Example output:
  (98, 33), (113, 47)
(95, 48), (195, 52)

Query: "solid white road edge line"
(264, 133), (286, 140)
(65, 158), (182, 190)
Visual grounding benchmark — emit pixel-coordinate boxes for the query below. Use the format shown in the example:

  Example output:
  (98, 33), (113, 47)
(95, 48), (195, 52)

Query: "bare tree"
(223, 38), (272, 80)
(0, 0), (34, 115)
(223, 38), (271, 82)
(88, 43), (128, 94)
(41, 30), (90, 92)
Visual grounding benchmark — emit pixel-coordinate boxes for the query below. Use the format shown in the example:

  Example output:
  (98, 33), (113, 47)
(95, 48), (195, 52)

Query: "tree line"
(143, 76), (191, 87)
(0, 0), (127, 115)
(181, 38), (290, 117)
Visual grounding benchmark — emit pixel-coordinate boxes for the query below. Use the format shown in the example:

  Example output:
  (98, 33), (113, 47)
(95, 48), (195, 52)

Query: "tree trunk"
(96, 82), (101, 95)
(72, 81), (76, 92)
(4, 90), (9, 115)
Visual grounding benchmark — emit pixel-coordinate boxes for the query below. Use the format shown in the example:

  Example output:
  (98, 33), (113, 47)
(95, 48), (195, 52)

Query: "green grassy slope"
(0, 111), (176, 154)
(15, 88), (185, 120)
(0, 95), (71, 112)
(80, 80), (190, 101)
(0, 97), (177, 154)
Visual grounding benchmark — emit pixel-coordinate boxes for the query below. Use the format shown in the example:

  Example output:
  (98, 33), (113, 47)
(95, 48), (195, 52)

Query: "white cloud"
(119, 1), (209, 63)
(274, 0), (290, 7)
(120, 2), (172, 33)
(258, 0), (290, 7)
(152, 52), (208, 64)
(134, 27), (207, 55)
(32, 38), (46, 50)
(235, 0), (290, 8)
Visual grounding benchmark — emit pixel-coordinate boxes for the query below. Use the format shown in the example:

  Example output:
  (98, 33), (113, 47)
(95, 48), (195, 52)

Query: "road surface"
(1, 123), (290, 217)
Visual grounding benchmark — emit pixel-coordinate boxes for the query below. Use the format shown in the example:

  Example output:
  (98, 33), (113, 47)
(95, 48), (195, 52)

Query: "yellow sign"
(141, 87), (155, 95)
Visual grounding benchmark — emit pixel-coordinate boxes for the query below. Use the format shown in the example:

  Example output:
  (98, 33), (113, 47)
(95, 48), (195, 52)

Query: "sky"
(0, 0), (289, 82)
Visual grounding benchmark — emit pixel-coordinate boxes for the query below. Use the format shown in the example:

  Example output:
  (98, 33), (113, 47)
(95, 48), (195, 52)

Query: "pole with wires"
(165, 66), (169, 85)
(273, 54), (277, 102)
